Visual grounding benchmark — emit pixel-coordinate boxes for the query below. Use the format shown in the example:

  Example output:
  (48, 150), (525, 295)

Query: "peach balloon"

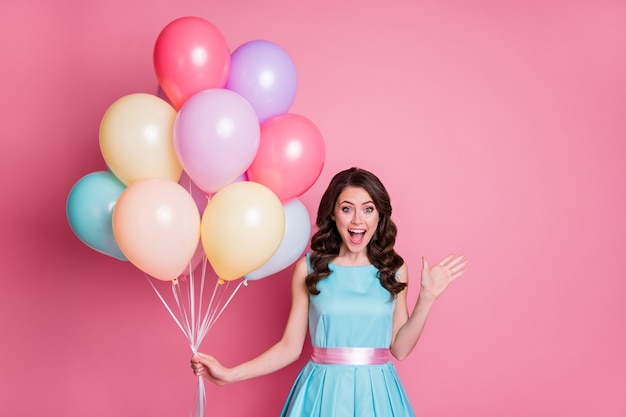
(201, 181), (285, 281)
(112, 178), (201, 281)
(99, 93), (182, 185)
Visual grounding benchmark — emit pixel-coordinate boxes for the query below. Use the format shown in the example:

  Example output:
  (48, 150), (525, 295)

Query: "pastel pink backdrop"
(1, 1), (625, 416)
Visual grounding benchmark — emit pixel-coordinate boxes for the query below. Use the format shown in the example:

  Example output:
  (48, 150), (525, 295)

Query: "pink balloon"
(154, 17), (231, 109)
(112, 179), (201, 281)
(174, 89), (260, 194)
(247, 113), (325, 202)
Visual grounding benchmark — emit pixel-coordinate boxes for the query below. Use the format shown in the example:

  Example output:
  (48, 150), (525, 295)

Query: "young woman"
(191, 167), (468, 416)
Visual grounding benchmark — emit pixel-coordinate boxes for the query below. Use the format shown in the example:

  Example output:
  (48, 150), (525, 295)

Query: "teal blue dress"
(280, 255), (416, 416)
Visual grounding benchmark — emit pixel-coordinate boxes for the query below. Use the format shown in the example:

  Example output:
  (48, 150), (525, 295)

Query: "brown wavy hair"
(306, 167), (406, 296)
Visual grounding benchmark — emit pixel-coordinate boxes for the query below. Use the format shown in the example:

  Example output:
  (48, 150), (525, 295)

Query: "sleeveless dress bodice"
(280, 256), (416, 417)
(309, 263), (395, 349)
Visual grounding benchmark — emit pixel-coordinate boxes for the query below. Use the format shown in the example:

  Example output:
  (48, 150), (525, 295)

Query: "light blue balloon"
(245, 198), (311, 280)
(66, 171), (127, 261)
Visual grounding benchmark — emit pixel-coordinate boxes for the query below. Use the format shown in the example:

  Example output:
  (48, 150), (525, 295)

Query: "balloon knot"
(218, 278), (225, 285)
(243, 279), (249, 286)
(172, 278), (179, 286)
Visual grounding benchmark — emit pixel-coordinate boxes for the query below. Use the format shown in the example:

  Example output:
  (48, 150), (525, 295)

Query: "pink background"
(1, 0), (625, 416)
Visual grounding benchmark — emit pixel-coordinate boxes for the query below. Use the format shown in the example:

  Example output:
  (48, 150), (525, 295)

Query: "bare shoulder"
(291, 256), (310, 302)
(396, 262), (409, 284)
(292, 256), (309, 283)
(294, 255), (308, 272)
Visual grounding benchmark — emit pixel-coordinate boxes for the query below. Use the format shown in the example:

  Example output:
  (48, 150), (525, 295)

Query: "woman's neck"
(332, 248), (370, 266)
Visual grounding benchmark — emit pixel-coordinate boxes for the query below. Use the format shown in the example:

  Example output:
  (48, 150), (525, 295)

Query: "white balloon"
(245, 198), (311, 280)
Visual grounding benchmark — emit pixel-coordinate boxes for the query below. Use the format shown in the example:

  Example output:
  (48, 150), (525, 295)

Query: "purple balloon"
(226, 40), (298, 123)
(174, 89), (260, 194)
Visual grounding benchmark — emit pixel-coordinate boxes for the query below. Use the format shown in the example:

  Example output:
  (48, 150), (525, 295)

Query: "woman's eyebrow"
(339, 200), (374, 205)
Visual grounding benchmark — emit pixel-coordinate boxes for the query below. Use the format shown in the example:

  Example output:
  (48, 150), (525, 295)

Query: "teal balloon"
(66, 171), (127, 260)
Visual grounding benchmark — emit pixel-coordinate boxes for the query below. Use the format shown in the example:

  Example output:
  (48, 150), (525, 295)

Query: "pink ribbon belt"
(311, 347), (390, 365)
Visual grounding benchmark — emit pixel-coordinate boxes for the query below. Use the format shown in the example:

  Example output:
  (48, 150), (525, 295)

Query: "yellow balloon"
(201, 182), (285, 281)
(99, 93), (182, 185)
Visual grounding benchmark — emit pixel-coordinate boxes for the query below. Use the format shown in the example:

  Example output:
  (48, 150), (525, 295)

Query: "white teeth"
(348, 229), (365, 234)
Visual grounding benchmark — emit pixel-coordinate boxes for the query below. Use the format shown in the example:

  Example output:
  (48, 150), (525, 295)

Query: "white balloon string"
(194, 257), (208, 351)
(203, 279), (232, 337)
(144, 255), (244, 417)
(144, 274), (187, 338)
(201, 272), (225, 334)
(198, 273), (222, 340)
(192, 376), (206, 417)
(194, 257), (211, 350)
(172, 281), (193, 342)
(206, 280), (245, 334)
(189, 263), (197, 346)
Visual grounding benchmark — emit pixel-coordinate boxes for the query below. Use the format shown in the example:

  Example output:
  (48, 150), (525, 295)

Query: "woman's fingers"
(438, 254), (457, 266)
(432, 254), (468, 281)
(439, 254), (467, 270)
(448, 256), (468, 279)
(196, 352), (216, 365)
(190, 354), (209, 376)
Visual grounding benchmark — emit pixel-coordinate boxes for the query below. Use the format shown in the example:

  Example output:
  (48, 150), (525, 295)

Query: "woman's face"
(332, 186), (379, 255)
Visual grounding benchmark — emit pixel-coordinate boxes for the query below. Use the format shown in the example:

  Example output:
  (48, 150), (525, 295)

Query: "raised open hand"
(420, 254), (468, 300)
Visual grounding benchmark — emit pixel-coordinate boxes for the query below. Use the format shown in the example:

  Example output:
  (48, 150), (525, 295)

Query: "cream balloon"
(201, 181), (285, 281)
(100, 93), (182, 185)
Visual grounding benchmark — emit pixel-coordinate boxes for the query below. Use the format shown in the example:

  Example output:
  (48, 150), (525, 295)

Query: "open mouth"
(348, 229), (366, 244)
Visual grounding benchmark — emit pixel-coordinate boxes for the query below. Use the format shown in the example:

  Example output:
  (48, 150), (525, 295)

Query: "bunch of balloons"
(67, 16), (325, 284)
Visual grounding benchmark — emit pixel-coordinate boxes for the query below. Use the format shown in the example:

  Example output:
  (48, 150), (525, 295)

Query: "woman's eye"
(342, 207), (352, 213)
(364, 207), (374, 213)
